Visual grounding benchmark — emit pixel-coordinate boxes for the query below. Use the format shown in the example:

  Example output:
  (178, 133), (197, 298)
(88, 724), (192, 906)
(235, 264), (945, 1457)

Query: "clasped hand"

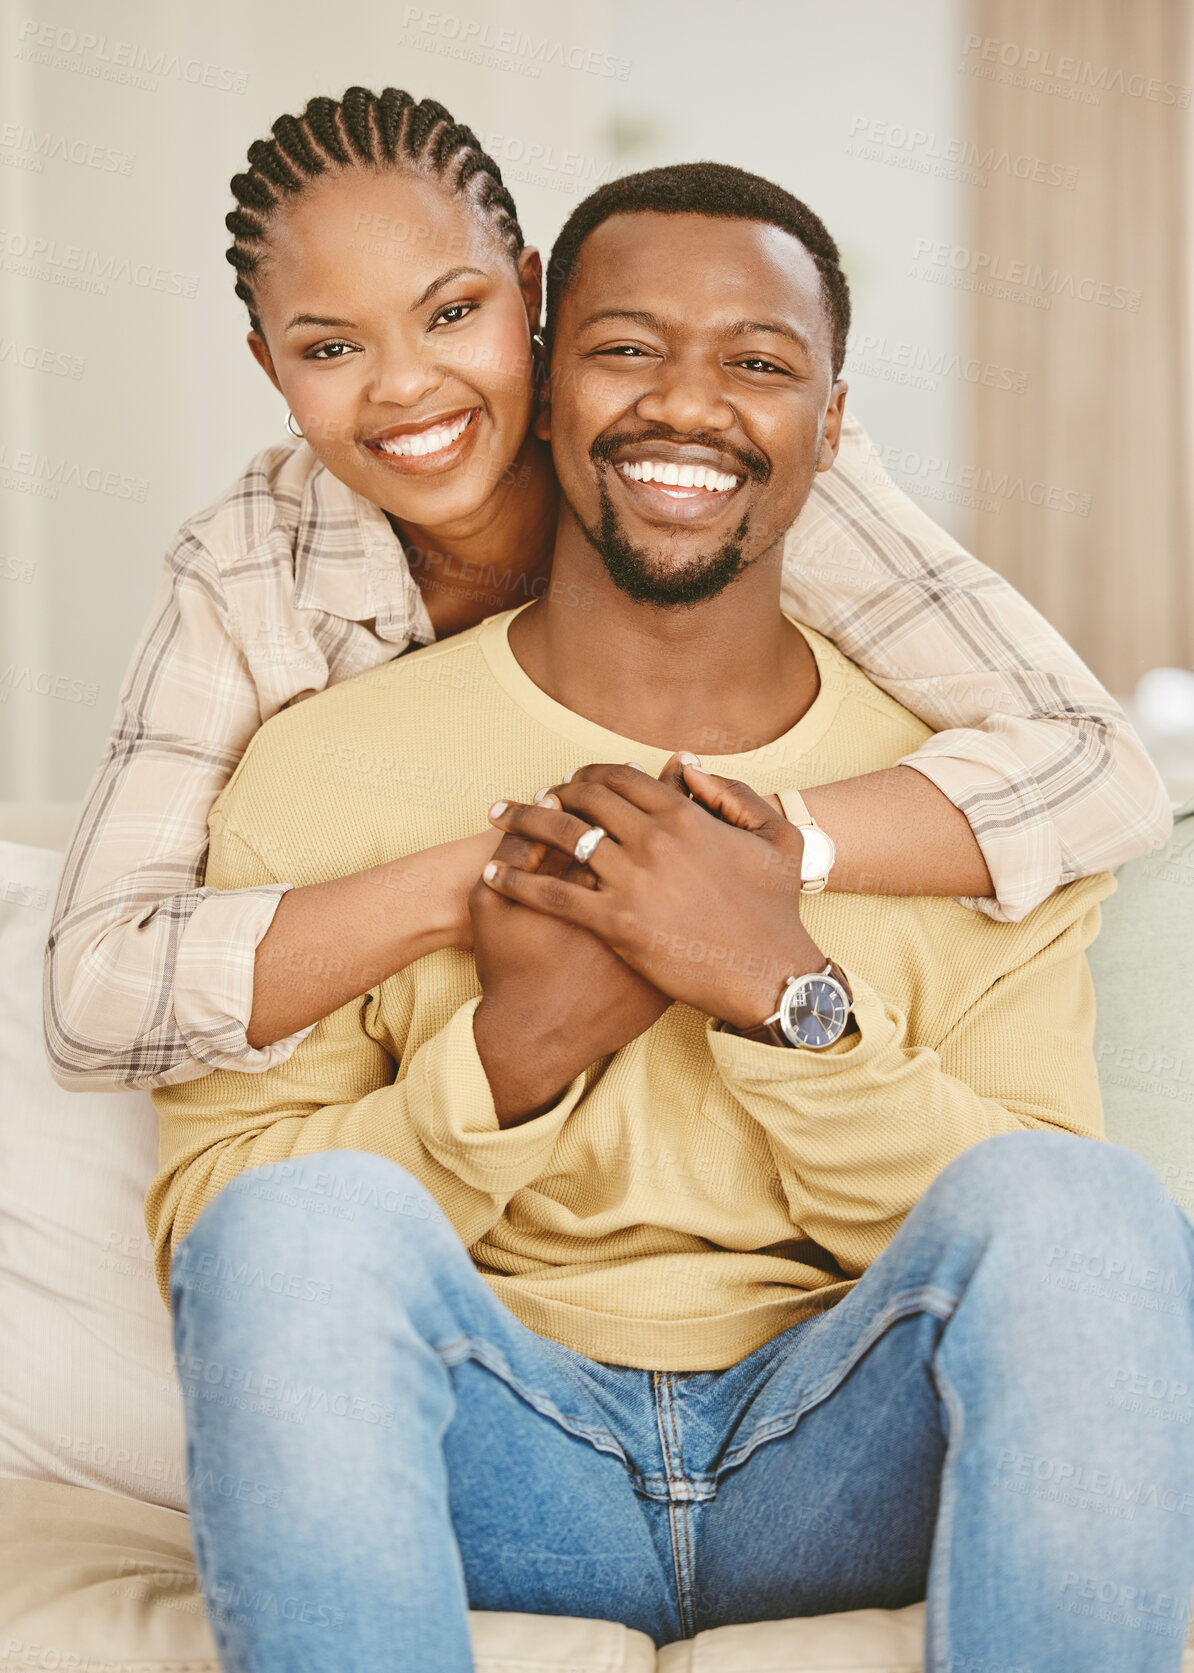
(469, 759), (825, 1124)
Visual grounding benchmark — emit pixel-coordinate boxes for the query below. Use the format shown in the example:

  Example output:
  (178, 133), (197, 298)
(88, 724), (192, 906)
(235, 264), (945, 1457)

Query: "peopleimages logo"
(961, 33), (1192, 108)
(909, 239), (1141, 313)
(0, 228), (198, 298)
(846, 114), (1078, 189)
(15, 19), (249, 93)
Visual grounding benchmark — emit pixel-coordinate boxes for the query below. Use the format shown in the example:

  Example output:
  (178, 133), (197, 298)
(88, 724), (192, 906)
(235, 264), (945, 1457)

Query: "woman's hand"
(425, 826), (506, 952)
(658, 751), (786, 823)
(481, 764), (826, 1030)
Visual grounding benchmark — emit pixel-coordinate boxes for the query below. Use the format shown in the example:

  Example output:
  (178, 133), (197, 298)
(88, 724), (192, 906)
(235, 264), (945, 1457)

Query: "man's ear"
(518, 246), (543, 337)
(247, 330), (283, 396)
(533, 376), (552, 442)
(816, 381), (848, 472)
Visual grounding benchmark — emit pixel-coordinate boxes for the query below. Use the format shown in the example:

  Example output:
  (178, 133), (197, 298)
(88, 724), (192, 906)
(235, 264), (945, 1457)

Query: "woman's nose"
(365, 345), (446, 410)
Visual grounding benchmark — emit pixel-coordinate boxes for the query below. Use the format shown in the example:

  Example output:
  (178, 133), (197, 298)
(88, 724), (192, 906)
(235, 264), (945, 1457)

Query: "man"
(150, 165), (1194, 1672)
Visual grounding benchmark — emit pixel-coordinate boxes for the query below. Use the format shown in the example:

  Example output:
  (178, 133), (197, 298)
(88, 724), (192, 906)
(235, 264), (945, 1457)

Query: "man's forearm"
(472, 999), (581, 1127)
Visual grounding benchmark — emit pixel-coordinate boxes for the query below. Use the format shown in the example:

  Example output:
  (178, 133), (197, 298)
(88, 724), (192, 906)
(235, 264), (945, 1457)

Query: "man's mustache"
(589, 426), (771, 484)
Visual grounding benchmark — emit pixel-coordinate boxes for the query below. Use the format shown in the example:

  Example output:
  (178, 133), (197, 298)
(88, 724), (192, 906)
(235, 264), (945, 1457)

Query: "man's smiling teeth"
(618, 460), (739, 492)
(376, 411), (474, 458)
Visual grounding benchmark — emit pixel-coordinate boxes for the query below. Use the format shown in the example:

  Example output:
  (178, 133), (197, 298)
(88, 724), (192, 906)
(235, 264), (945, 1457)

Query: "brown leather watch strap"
(729, 961), (856, 1049)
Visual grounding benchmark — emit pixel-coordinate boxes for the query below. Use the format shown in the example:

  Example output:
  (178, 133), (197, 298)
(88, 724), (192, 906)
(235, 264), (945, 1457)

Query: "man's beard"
(576, 471), (753, 608)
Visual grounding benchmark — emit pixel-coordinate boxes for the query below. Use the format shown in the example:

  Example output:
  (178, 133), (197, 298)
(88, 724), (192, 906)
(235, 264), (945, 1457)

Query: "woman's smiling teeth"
(375, 410), (476, 458)
(618, 460), (739, 494)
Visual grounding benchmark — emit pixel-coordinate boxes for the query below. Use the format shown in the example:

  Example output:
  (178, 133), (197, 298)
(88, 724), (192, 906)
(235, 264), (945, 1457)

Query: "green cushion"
(1088, 796), (1194, 1222)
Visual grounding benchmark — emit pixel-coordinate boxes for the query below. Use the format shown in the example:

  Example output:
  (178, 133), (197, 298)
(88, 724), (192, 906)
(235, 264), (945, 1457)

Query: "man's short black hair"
(545, 161), (851, 378)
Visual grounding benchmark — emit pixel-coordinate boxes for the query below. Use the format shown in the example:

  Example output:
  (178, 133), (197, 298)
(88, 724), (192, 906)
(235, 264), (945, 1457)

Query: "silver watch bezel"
(777, 970), (853, 1050)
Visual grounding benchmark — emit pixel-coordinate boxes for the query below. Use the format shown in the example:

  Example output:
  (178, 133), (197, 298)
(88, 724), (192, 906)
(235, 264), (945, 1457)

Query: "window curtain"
(970, 0), (1193, 691)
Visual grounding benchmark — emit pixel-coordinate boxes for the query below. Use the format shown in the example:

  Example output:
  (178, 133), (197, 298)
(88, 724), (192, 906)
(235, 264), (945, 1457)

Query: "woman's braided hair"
(226, 86), (525, 335)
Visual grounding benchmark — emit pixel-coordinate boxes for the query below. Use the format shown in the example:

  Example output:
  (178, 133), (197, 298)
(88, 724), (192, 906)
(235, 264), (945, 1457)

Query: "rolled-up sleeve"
(44, 537), (307, 1090)
(784, 415), (1171, 920)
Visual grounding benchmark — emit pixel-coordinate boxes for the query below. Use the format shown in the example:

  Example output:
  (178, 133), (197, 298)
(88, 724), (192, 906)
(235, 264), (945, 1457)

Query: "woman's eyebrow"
(411, 266), (489, 309)
(285, 313), (356, 333)
(282, 267), (490, 334)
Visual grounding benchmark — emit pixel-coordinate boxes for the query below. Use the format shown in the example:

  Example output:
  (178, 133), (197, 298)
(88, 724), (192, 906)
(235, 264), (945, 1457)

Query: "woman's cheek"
(283, 367), (361, 452)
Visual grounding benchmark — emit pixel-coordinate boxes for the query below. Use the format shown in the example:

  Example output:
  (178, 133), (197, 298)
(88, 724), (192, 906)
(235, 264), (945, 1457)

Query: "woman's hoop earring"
(286, 411), (304, 438)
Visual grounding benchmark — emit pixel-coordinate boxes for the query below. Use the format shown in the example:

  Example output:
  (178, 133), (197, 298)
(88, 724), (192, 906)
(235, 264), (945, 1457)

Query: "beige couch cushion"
(655, 1610), (925, 1671)
(0, 1478), (657, 1672)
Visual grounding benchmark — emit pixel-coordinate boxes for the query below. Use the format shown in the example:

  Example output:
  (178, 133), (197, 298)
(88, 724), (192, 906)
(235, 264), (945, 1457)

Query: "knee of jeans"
(172, 1149), (458, 1295)
(929, 1129), (1173, 1240)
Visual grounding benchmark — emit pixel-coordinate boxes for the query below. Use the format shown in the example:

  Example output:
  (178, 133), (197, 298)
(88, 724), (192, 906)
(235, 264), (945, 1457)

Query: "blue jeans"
(170, 1131), (1194, 1671)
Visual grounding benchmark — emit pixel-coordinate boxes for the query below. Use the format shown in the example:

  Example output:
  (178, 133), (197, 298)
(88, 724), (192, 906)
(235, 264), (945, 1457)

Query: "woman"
(44, 86), (1170, 1090)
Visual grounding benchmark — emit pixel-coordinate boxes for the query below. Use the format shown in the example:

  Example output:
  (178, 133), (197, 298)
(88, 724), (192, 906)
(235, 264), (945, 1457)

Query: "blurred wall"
(1, 0), (987, 799)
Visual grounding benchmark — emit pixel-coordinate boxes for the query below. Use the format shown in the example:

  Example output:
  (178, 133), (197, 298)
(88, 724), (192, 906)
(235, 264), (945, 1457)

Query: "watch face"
(780, 975), (850, 1049)
(800, 826), (836, 882)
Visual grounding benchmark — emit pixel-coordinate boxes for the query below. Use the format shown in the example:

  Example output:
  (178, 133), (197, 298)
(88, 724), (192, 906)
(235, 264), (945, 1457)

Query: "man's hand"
(469, 823), (669, 1127)
(480, 765), (826, 1029)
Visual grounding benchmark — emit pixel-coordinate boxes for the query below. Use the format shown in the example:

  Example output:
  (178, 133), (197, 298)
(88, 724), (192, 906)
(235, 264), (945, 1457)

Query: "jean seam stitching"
(653, 1373), (687, 1635)
(435, 1332), (631, 1465)
(718, 1288), (958, 1477)
(658, 1372), (698, 1638)
(925, 1352), (965, 1672)
(173, 1291), (240, 1669)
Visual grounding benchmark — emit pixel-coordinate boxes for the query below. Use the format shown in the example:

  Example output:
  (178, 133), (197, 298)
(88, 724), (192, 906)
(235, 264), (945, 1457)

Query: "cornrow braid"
(226, 86), (525, 336)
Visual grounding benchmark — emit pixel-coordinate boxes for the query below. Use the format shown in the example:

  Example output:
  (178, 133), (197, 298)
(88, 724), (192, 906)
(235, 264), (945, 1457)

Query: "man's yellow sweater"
(149, 606), (1111, 1371)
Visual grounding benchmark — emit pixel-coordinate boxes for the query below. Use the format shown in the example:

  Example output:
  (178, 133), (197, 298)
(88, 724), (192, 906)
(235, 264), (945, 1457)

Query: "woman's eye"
(306, 341), (357, 361)
(432, 302), (477, 327)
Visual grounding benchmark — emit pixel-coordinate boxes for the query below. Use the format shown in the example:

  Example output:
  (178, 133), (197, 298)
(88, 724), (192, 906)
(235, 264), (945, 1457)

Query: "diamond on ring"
(573, 825), (606, 864)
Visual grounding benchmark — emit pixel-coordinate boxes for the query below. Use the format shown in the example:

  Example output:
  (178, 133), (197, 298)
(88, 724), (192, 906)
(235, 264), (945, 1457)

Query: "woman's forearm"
(247, 830), (498, 1049)
(799, 766), (995, 898)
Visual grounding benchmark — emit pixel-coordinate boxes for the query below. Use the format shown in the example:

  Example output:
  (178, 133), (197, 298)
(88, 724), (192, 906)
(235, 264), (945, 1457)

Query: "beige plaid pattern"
(44, 417), (1171, 1090)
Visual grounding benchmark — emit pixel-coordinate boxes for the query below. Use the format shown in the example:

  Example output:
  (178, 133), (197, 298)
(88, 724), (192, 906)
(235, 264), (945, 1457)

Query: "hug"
(43, 87), (1193, 1672)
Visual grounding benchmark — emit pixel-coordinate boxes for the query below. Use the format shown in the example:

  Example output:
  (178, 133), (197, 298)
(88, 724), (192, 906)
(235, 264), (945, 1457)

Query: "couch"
(2, 798), (1193, 1673)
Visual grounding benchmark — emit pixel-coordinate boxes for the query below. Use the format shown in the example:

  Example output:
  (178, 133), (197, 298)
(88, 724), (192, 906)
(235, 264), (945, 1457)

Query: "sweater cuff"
(173, 884), (314, 1072)
(404, 998), (589, 1192)
(707, 975), (897, 1090)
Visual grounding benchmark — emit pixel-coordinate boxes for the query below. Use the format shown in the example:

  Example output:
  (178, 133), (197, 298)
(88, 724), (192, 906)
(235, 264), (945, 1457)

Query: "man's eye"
(595, 345), (648, 358)
(737, 357), (786, 375)
(432, 303), (477, 327)
(306, 341), (357, 361)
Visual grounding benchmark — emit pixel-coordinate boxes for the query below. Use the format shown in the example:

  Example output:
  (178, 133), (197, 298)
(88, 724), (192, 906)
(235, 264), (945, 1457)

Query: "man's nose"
(634, 352), (735, 435)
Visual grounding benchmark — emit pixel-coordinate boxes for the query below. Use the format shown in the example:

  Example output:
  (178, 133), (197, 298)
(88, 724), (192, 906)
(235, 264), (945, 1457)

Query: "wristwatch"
(735, 961), (856, 1051)
(777, 790), (835, 894)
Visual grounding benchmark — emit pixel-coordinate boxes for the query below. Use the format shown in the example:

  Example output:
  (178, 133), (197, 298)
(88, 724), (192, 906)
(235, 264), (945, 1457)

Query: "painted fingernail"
(625, 761), (644, 771)
(532, 787), (552, 804)
(482, 862), (498, 882)
(539, 792), (561, 809)
(489, 801), (508, 819)
(562, 769), (575, 784)
(678, 752), (702, 768)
